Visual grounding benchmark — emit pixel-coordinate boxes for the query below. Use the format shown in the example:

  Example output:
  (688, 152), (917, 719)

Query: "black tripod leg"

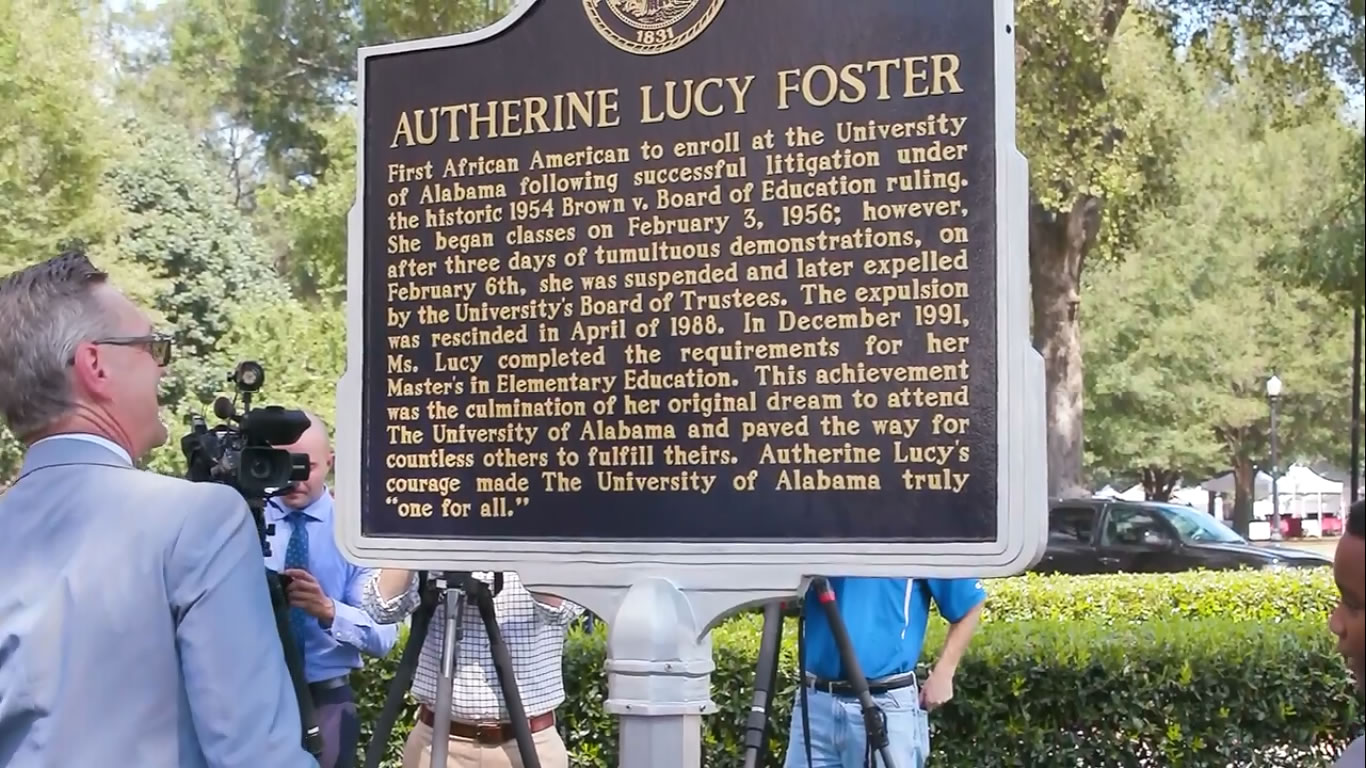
(268, 568), (324, 756)
(471, 583), (542, 768)
(430, 585), (466, 768)
(809, 578), (897, 768)
(742, 602), (784, 768)
(364, 587), (438, 768)
(760, 607), (782, 765)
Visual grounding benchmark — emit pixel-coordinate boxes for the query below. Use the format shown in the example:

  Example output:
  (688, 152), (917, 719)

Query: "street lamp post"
(1266, 375), (1283, 542)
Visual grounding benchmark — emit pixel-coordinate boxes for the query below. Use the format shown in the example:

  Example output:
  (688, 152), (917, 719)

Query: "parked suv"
(1034, 498), (1332, 575)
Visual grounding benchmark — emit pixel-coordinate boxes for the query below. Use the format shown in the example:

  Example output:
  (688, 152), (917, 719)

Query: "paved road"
(1256, 536), (1341, 561)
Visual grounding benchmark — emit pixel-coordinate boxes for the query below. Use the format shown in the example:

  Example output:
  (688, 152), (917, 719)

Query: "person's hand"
(283, 568), (335, 626)
(919, 673), (954, 711)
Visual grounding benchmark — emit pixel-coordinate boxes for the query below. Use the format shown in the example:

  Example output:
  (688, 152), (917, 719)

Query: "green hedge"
(978, 568), (1338, 624)
(354, 570), (1358, 767)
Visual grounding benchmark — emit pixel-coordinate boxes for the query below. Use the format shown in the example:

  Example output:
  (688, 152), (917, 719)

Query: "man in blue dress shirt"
(0, 250), (317, 767)
(784, 576), (986, 768)
(266, 412), (398, 768)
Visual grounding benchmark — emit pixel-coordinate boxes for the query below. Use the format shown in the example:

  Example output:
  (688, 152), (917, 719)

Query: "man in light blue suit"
(0, 250), (317, 767)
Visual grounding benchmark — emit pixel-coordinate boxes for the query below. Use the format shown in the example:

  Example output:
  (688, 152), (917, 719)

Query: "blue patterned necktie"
(283, 509), (310, 657)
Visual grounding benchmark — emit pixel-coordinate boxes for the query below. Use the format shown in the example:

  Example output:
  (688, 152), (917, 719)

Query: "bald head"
(295, 410), (331, 453)
(276, 409), (334, 509)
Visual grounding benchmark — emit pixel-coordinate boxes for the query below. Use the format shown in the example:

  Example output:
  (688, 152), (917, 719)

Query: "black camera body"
(180, 361), (311, 500)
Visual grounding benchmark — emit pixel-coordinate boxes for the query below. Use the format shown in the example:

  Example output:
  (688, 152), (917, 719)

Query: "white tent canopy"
(1169, 486), (1210, 508)
(1199, 470), (1273, 499)
(1279, 464), (1342, 495)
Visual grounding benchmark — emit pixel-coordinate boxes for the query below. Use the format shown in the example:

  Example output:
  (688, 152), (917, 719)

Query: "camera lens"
(247, 455), (274, 481)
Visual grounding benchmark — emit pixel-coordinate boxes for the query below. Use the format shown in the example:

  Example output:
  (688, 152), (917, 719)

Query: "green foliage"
(0, 0), (118, 259)
(1016, 3), (1188, 256)
(137, 296), (346, 475)
(257, 113), (356, 301)
(979, 568), (1338, 624)
(170, 0), (505, 185)
(1176, 0), (1366, 86)
(565, 616), (1359, 767)
(361, 0), (513, 45)
(213, 298), (348, 422)
(0, 0), (165, 480)
(105, 117), (287, 362)
(353, 624), (416, 768)
(1084, 38), (1358, 490)
(929, 617), (1357, 768)
(350, 571), (1354, 767)
(1265, 133), (1365, 310)
(94, 116), (291, 475)
(231, 0), (360, 179)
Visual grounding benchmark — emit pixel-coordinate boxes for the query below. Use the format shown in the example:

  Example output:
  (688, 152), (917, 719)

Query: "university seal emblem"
(583, 0), (726, 55)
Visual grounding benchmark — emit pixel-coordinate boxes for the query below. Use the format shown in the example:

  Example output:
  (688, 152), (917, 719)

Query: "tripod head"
(419, 571), (505, 600)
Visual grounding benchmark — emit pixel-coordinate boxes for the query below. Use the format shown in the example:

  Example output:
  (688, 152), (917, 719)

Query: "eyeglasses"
(90, 333), (175, 367)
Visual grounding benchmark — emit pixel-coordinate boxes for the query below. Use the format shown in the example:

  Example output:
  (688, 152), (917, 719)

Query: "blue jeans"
(783, 684), (930, 768)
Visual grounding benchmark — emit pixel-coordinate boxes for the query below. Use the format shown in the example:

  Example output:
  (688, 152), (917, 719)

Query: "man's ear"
(69, 342), (110, 400)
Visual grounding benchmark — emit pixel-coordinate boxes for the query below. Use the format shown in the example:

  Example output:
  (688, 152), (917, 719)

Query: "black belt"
(309, 675), (349, 696)
(805, 672), (918, 697)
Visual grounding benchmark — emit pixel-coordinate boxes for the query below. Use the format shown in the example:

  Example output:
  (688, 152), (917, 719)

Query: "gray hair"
(0, 250), (119, 438)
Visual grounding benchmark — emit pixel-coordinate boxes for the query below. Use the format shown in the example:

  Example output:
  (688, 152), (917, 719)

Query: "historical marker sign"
(337, 0), (1046, 588)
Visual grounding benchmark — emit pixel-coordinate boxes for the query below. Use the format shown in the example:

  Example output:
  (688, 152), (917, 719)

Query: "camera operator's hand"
(283, 568), (335, 627)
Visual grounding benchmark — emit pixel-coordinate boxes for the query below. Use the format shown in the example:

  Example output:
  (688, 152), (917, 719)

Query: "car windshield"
(1152, 504), (1245, 544)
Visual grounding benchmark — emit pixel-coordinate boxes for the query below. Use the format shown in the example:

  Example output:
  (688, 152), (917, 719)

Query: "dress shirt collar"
(30, 432), (133, 466)
(267, 485), (332, 522)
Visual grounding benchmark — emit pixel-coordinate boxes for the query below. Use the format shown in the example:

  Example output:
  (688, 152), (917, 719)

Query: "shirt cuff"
(326, 601), (369, 647)
(532, 596), (584, 626)
(362, 570), (420, 623)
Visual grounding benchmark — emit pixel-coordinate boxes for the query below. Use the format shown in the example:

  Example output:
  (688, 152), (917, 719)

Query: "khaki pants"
(401, 718), (570, 768)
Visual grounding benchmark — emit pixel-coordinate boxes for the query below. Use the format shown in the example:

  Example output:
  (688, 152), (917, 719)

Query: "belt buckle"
(474, 721), (506, 744)
(810, 677), (837, 694)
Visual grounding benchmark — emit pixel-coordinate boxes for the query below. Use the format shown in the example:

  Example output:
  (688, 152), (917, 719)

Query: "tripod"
(362, 571), (541, 768)
(249, 497), (324, 757)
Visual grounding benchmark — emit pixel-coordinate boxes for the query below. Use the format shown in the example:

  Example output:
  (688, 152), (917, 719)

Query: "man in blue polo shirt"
(783, 576), (986, 767)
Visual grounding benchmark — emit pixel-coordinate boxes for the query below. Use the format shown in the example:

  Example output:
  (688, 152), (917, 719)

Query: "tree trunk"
(1142, 467), (1179, 501)
(1231, 457), (1255, 537)
(1030, 197), (1102, 498)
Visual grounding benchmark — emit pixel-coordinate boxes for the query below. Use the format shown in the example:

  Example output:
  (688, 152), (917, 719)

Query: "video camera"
(180, 361), (311, 499)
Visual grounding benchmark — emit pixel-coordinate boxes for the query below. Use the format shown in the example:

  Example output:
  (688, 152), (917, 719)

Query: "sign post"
(337, 1), (1044, 765)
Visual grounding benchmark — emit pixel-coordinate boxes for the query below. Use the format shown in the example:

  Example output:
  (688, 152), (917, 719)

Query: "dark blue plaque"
(337, 0), (1044, 578)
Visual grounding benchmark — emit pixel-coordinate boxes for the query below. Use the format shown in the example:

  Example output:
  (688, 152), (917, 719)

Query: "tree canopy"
(1084, 32), (1359, 526)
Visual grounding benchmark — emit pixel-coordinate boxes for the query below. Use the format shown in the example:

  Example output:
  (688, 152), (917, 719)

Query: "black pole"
(1350, 301), (1362, 505)
(249, 497), (323, 757)
(809, 578), (898, 768)
(470, 580), (541, 768)
(741, 602), (785, 768)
